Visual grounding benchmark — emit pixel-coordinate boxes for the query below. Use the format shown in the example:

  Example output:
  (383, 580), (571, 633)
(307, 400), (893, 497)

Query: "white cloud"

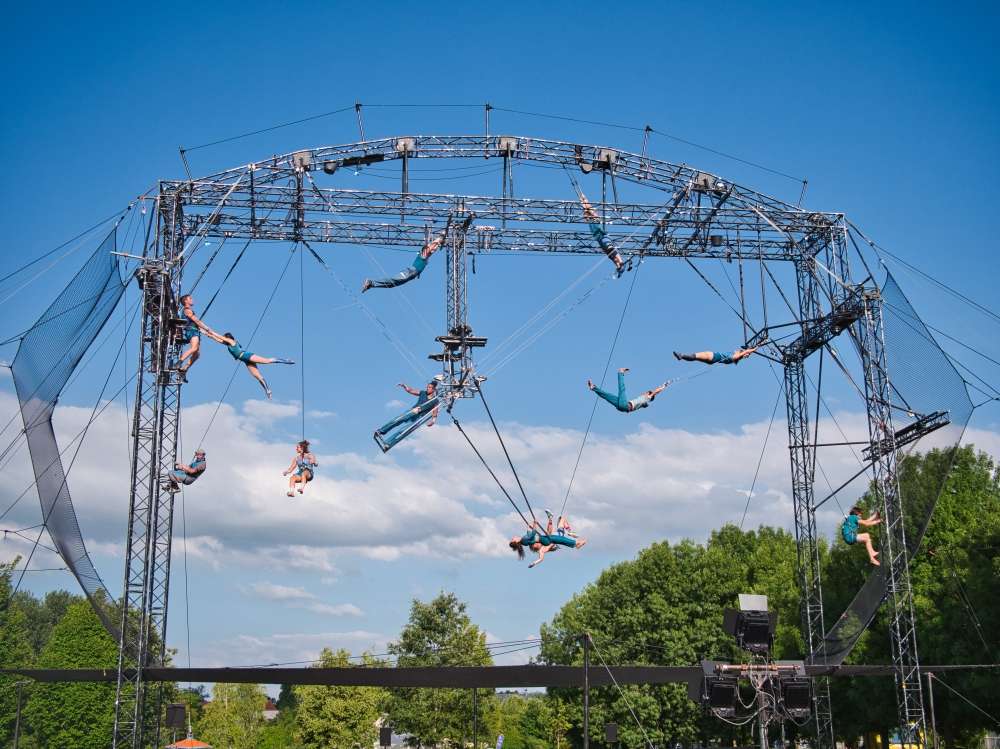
(243, 580), (363, 618)
(306, 409), (337, 420)
(384, 399), (405, 410)
(246, 581), (315, 602)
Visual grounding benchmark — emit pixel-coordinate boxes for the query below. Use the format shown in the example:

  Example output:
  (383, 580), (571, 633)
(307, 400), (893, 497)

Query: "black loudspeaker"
(782, 678), (812, 711)
(165, 703), (186, 729)
(605, 722), (618, 743)
(379, 725), (392, 746)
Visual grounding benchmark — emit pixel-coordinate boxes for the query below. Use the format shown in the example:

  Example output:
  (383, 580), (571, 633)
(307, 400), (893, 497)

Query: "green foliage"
(12, 588), (80, 654)
(540, 524), (803, 745)
(828, 446), (1000, 746)
(21, 599), (117, 749)
(387, 592), (495, 747)
(294, 648), (387, 749)
(258, 708), (300, 749)
(485, 692), (563, 749)
(0, 558), (35, 746)
(199, 682), (268, 749)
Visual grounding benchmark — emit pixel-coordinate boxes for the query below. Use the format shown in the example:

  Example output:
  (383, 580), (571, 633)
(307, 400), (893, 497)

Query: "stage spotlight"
(782, 677), (811, 715)
(710, 235), (724, 246)
(688, 660), (738, 717)
(723, 593), (777, 655)
(323, 160), (339, 175)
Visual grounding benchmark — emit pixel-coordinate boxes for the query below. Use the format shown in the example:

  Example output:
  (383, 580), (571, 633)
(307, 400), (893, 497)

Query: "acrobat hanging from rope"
(588, 368), (668, 413)
(283, 439), (318, 497)
(673, 345), (762, 366)
(374, 377), (442, 452)
(201, 330), (294, 399)
(841, 505), (882, 566)
(361, 214), (474, 293)
(510, 510), (587, 569)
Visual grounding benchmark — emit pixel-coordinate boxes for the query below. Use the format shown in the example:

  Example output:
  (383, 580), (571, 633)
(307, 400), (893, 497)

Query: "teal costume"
(226, 340), (255, 364)
(369, 250), (428, 289)
(294, 456), (316, 479)
(841, 514), (859, 545)
(711, 351), (738, 365)
(181, 322), (200, 343)
(171, 457), (206, 486)
(539, 531), (577, 549)
(593, 371), (651, 413)
(376, 389), (439, 449)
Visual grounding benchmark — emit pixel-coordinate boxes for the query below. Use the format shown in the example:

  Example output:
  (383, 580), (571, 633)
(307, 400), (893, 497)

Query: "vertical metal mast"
(856, 291), (927, 744)
(783, 252), (835, 748)
(113, 187), (185, 748)
(434, 206), (484, 397)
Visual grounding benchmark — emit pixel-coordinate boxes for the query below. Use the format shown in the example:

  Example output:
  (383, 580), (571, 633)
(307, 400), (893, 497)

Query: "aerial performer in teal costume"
(588, 368), (668, 413)
(203, 330), (294, 399)
(374, 379), (441, 450)
(361, 214), (474, 293)
(283, 440), (318, 497)
(579, 193), (626, 275)
(177, 293), (222, 382)
(509, 513), (587, 569)
(841, 505), (882, 566)
(167, 449), (207, 492)
(673, 345), (761, 365)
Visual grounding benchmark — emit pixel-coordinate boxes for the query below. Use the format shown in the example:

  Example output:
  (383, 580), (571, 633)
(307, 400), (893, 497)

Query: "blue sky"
(1, 1), (999, 675)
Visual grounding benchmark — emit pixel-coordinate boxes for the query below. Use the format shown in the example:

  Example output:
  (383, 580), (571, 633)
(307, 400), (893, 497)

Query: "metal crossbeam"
(112, 134), (929, 747)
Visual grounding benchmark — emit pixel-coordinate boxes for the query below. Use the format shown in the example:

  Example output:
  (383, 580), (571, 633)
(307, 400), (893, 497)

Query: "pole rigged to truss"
(112, 192), (185, 749)
(113, 135), (928, 747)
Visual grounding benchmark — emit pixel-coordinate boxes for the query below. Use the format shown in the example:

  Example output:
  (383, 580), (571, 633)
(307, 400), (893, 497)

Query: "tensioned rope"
(301, 240), (429, 380)
(449, 414), (532, 529)
(588, 636), (656, 749)
(558, 258), (643, 521)
(299, 244), (306, 440)
(197, 248), (297, 448)
(474, 379), (537, 524)
(739, 379), (785, 530)
(304, 171), (438, 340)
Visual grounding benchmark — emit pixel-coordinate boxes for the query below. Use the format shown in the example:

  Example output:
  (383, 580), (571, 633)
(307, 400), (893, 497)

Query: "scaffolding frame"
(111, 135), (926, 747)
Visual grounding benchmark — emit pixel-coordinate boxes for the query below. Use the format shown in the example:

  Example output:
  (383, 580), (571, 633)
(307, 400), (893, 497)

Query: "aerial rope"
(301, 240), (430, 381)
(449, 414), (533, 529)
(558, 255), (643, 520)
(473, 379), (537, 524)
(197, 247), (296, 448)
(299, 243), (306, 440)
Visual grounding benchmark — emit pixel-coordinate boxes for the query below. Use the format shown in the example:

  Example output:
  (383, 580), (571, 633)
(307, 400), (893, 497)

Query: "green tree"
(11, 588), (80, 654)
(22, 599), (117, 749)
(199, 682), (268, 749)
(827, 446), (1000, 747)
(0, 559), (35, 746)
(387, 592), (495, 747)
(485, 692), (556, 749)
(294, 647), (387, 748)
(540, 525), (802, 746)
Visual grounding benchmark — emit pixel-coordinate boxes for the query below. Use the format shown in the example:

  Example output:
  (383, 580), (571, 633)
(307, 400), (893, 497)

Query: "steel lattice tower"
(113, 192), (185, 749)
(111, 135), (929, 746)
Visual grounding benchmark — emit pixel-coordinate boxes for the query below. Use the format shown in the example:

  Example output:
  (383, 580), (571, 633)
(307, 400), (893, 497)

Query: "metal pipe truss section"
(110, 134), (930, 746)
(434, 213), (484, 398)
(112, 195), (185, 749)
(855, 293), (927, 742)
(783, 259), (835, 748)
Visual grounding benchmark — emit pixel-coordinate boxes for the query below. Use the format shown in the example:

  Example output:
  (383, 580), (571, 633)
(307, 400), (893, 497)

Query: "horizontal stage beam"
(3, 664), (994, 688)
(174, 184), (835, 237)
(183, 217), (807, 260)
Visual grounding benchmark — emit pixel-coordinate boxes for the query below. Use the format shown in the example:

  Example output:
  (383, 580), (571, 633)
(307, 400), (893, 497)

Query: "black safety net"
(813, 270), (973, 665)
(11, 227), (126, 635)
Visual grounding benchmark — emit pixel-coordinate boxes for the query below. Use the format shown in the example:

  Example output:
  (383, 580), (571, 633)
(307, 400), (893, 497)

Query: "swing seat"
(373, 408), (438, 453)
